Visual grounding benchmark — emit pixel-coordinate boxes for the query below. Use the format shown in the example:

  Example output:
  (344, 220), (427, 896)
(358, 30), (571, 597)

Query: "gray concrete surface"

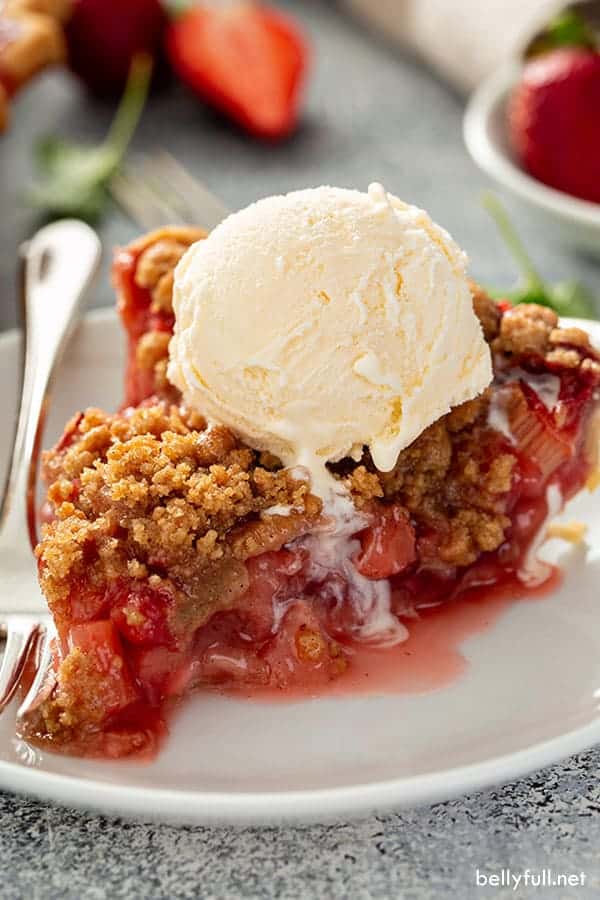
(1, 1), (599, 897)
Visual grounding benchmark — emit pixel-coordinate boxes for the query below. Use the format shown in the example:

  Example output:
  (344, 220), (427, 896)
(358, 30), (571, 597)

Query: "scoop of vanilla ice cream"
(168, 183), (492, 495)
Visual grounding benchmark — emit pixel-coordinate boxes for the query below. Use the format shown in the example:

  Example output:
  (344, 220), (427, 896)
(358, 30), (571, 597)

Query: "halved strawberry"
(355, 506), (416, 580)
(166, 2), (309, 140)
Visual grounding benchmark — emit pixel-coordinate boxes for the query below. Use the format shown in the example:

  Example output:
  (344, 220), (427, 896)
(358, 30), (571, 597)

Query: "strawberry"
(65, 0), (167, 98)
(509, 47), (600, 204)
(355, 506), (416, 580)
(166, 1), (308, 140)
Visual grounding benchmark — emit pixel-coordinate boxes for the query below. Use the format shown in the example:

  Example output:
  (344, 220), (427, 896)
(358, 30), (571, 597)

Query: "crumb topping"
(39, 392), (519, 628)
(135, 237), (189, 315)
(38, 404), (321, 638)
(469, 281), (501, 342)
(135, 330), (171, 373)
(341, 394), (515, 567)
(492, 304), (600, 375)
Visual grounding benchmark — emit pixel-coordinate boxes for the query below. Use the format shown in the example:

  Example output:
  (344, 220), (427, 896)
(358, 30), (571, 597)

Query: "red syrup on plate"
(19, 566), (560, 761)
(225, 567), (562, 704)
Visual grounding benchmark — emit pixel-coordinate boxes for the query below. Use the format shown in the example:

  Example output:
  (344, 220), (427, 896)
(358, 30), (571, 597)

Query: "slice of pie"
(19, 211), (600, 759)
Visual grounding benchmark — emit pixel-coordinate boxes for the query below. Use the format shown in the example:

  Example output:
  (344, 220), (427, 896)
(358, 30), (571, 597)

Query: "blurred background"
(1, 0), (599, 329)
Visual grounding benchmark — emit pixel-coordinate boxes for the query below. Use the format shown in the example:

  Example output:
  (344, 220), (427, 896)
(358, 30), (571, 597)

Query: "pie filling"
(17, 228), (600, 759)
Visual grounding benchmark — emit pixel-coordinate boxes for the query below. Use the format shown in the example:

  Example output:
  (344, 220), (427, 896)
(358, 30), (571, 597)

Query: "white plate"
(463, 63), (600, 257)
(0, 310), (599, 825)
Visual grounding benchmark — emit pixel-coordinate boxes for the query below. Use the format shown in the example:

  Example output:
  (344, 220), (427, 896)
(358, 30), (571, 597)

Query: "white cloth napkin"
(343, 0), (561, 90)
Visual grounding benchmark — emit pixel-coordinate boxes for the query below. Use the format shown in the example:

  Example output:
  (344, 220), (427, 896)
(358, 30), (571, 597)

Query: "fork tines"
(111, 151), (230, 233)
(0, 617), (51, 715)
(17, 622), (55, 719)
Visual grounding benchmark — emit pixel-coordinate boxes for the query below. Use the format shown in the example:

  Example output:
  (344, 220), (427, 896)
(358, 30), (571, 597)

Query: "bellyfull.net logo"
(475, 869), (586, 890)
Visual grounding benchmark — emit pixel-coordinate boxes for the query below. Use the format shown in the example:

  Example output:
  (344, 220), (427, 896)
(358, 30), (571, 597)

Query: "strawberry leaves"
(28, 54), (151, 222)
(483, 193), (596, 319)
(525, 4), (600, 58)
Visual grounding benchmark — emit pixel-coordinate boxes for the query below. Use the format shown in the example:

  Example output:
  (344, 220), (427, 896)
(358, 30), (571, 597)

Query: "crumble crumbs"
(133, 227), (206, 316)
(135, 330), (171, 372)
(344, 399), (516, 567)
(135, 239), (184, 314)
(494, 303), (558, 356)
(469, 281), (501, 341)
(38, 403), (322, 638)
(492, 303), (600, 371)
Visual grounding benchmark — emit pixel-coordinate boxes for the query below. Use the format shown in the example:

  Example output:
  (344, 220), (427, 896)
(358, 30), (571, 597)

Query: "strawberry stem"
(28, 53), (152, 222)
(104, 53), (152, 162)
(546, 9), (596, 50)
(482, 192), (545, 292)
(525, 8), (598, 58)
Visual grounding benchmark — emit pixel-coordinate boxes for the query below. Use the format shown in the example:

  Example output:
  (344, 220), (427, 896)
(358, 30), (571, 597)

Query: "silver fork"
(0, 220), (101, 717)
(111, 150), (231, 232)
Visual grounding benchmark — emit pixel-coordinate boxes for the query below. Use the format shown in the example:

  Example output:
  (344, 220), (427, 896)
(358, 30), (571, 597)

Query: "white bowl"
(464, 62), (600, 258)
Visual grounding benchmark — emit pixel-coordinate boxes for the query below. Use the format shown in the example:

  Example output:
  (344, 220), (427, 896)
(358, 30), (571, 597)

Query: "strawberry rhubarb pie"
(20, 185), (600, 758)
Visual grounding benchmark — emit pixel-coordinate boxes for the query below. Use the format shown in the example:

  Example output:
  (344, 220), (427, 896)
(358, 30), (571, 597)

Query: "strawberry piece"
(264, 600), (343, 689)
(166, 2), (308, 140)
(130, 645), (193, 703)
(69, 620), (124, 663)
(67, 621), (140, 715)
(109, 580), (174, 647)
(243, 549), (307, 639)
(355, 506), (417, 580)
(509, 48), (600, 204)
(66, 576), (109, 625)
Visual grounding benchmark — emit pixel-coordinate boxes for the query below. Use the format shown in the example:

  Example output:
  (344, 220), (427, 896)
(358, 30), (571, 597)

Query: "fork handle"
(0, 220), (101, 552)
